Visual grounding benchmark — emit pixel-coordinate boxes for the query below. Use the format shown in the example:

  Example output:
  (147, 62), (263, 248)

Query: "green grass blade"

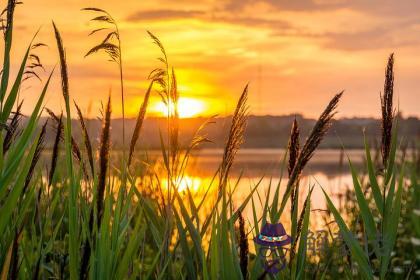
(210, 215), (219, 280)
(144, 239), (166, 279)
(53, 22), (78, 279)
(174, 189), (208, 277)
(291, 184), (299, 238)
(173, 208), (197, 279)
(348, 158), (380, 256)
(364, 133), (383, 214)
(270, 149), (288, 221)
(0, 134), (39, 234)
(0, 44), (30, 122)
(385, 120), (398, 185)
(380, 164), (404, 278)
(384, 170), (396, 226)
(220, 188), (236, 279)
(322, 187), (373, 279)
(261, 178), (272, 226)
(115, 209), (145, 279)
(295, 190), (311, 280)
(0, 9), (14, 104)
(0, 70), (53, 194)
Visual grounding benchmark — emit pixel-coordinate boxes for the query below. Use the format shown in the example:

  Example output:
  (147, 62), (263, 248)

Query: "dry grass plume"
(381, 53), (394, 167)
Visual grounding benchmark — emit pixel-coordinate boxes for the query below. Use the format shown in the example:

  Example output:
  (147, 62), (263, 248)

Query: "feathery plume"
(45, 108), (88, 179)
(52, 22), (69, 102)
(169, 68), (179, 167)
(288, 118), (300, 177)
(147, 30), (168, 66)
(128, 80), (154, 167)
(279, 92), (342, 215)
(296, 92), (342, 171)
(97, 95), (111, 226)
(381, 53), (394, 167)
(0, 0), (19, 104)
(288, 118), (300, 229)
(147, 31), (169, 105)
(3, 101), (22, 153)
(3, 0), (17, 36)
(219, 85), (248, 190)
(49, 112), (63, 185)
(24, 120), (47, 192)
(74, 102), (94, 176)
(82, 7), (118, 40)
(81, 95), (111, 278)
(22, 42), (46, 84)
(83, 7), (125, 159)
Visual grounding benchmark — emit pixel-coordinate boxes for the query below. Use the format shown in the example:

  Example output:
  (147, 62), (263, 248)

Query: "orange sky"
(6, 0), (420, 118)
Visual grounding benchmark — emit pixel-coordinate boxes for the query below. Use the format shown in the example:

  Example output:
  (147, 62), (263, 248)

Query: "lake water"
(41, 148), (364, 240)
(142, 148), (365, 232)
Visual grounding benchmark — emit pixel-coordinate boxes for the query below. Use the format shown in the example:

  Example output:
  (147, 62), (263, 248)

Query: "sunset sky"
(9, 0), (420, 118)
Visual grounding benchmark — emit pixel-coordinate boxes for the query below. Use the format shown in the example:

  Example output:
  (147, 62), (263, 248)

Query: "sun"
(154, 97), (206, 118)
(161, 175), (203, 192)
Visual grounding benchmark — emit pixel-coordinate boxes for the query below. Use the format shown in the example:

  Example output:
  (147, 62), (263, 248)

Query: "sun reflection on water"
(161, 175), (204, 192)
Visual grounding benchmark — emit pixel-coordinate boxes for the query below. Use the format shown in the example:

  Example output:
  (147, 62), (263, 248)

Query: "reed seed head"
(3, 101), (22, 153)
(74, 101), (95, 176)
(97, 95), (111, 226)
(128, 80), (154, 167)
(24, 120), (47, 192)
(288, 118), (300, 178)
(48, 112), (63, 185)
(52, 21), (69, 102)
(219, 84), (248, 190)
(381, 53), (394, 167)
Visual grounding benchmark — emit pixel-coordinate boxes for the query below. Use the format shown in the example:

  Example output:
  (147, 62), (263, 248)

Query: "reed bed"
(0, 1), (418, 279)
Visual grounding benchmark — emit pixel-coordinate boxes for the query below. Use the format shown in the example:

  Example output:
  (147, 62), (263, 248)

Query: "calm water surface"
(144, 148), (365, 232)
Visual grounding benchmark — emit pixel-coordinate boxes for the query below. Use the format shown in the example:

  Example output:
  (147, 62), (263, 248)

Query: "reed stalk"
(381, 53), (394, 168)
(52, 21), (78, 280)
(74, 102), (94, 176)
(278, 92), (343, 217)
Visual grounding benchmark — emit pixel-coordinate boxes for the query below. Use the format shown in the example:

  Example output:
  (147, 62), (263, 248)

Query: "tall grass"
(0, 2), (417, 279)
(53, 21), (79, 280)
(83, 8), (126, 154)
(0, 0), (54, 276)
(322, 53), (405, 279)
(74, 102), (94, 177)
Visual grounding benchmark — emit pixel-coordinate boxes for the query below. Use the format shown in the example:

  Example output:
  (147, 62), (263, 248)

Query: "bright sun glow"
(154, 97), (206, 118)
(162, 175), (202, 192)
